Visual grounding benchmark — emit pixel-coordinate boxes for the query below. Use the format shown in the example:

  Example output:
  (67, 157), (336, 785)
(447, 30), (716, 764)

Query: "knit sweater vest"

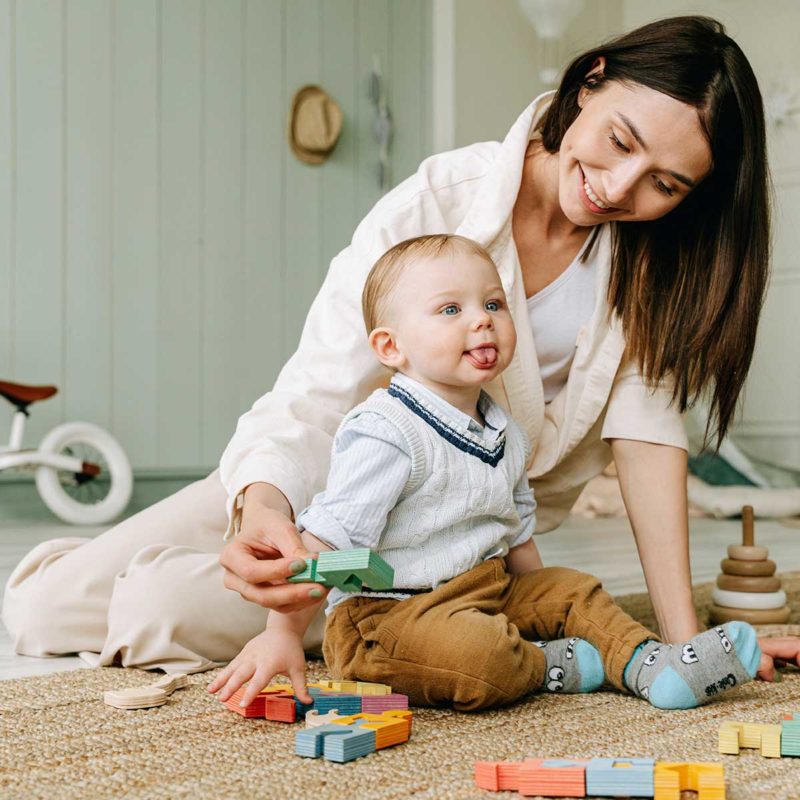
(339, 380), (531, 592)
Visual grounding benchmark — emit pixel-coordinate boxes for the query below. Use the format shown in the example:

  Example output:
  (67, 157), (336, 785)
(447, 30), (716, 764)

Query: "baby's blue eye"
(442, 304), (459, 316)
(485, 300), (500, 312)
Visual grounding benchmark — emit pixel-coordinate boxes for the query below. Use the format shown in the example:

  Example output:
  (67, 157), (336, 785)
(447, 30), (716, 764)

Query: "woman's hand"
(756, 636), (800, 682)
(207, 627), (312, 706)
(219, 484), (327, 614)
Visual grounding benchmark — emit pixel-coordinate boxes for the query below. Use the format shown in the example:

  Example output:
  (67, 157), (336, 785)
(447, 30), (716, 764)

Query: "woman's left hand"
(756, 636), (800, 681)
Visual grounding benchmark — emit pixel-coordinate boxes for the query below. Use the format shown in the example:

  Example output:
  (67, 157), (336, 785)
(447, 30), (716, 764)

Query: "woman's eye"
(608, 131), (630, 153)
(485, 300), (501, 311)
(655, 178), (675, 197)
(442, 304), (459, 316)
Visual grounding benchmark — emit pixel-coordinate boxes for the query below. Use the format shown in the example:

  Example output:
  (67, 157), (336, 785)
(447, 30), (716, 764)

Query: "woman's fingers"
(220, 540), (304, 585)
(222, 569), (327, 611)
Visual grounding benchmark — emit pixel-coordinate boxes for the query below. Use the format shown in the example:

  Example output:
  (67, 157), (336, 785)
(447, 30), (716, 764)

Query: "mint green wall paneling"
(64, 0), (112, 430)
(158, 0), (203, 467)
(0, 0), (12, 390)
(14, 0), (64, 445)
(112, 0), (159, 467)
(201, 0), (244, 466)
(240, 0), (285, 413)
(321, 0), (357, 277)
(390, 0), (426, 188)
(421, 3), (433, 159)
(283, 0), (322, 355)
(355, 0), (389, 216)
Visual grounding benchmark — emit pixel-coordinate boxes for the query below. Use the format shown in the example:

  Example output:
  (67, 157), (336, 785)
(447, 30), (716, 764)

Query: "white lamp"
(518, 0), (585, 86)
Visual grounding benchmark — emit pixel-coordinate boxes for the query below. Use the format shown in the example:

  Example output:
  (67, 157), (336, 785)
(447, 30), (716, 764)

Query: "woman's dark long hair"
(538, 16), (771, 449)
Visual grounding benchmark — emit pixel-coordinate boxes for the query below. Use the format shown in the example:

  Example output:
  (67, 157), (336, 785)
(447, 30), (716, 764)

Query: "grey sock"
(623, 622), (761, 710)
(533, 637), (604, 694)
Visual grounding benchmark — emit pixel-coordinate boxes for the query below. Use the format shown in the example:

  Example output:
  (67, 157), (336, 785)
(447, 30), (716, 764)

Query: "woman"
(4, 16), (791, 676)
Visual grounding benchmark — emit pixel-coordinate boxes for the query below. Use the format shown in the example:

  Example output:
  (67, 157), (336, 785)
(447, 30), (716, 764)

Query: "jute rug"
(2, 576), (800, 800)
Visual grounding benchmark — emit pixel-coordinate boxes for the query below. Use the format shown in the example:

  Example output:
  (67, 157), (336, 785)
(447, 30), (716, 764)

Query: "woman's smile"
(577, 165), (621, 215)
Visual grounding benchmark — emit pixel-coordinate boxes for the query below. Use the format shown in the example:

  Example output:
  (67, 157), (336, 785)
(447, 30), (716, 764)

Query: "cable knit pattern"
(297, 373), (536, 613)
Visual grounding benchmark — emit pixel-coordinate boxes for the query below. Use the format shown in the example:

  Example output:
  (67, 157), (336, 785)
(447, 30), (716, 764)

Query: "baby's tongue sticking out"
(467, 347), (496, 366)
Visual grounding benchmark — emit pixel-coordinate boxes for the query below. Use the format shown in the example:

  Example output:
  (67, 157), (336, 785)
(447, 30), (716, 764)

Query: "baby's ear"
(368, 327), (405, 370)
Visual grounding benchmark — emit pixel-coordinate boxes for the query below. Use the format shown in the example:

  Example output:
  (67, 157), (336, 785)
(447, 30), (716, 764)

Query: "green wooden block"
(286, 549), (394, 592)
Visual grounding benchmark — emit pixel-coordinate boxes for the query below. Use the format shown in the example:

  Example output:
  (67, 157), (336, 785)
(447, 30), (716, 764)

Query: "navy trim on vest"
(388, 383), (505, 467)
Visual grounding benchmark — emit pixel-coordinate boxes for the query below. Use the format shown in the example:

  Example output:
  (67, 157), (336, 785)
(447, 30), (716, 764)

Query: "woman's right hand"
(219, 484), (328, 614)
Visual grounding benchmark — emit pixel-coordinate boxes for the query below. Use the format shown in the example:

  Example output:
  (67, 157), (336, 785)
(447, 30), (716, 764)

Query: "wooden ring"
(721, 558), (776, 577)
(712, 588), (787, 610)
(727, 545), (769, 561)
(716, 574), (782, 593)
(709, 605), (791, 625)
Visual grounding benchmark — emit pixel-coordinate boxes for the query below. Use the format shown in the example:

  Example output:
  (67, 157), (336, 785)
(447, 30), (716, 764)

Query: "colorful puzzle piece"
(287, 548), (394, 592)
(224, 681), (408, 723)
(295, 709), (411, 763)
(586, 758), (655, 797)
(719, 715), (800, 759)
(475, 758), (725, 799)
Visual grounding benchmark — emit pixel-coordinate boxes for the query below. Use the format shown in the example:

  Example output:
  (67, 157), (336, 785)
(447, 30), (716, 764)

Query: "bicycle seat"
(0, 380), (58, 410)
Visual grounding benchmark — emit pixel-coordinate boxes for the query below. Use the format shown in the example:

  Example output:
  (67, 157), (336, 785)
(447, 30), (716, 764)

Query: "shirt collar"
(390, 372), (507, 444)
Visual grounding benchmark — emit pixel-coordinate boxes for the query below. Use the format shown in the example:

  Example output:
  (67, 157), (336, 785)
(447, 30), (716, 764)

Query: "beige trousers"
(1, 470), (326, 673)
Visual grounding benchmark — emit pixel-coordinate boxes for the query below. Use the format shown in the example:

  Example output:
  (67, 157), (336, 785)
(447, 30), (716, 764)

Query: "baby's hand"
(207, 627), (311, 707)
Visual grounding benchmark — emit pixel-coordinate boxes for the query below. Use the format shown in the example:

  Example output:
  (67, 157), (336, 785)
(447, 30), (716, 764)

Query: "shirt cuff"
(601, 384), (689, 451)
(295, 504), (352, 552)
(222, 456), (308, 541)
(509, 513), (536, 549)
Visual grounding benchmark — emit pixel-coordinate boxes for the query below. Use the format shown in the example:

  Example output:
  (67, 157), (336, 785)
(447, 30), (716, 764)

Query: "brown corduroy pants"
(323, 558), (658, 711)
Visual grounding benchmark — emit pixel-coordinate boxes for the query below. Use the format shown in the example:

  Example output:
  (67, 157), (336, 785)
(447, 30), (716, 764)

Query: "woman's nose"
(603, 167), (638, 207)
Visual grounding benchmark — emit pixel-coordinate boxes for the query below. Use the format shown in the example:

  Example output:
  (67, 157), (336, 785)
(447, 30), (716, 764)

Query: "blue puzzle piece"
(586, 758), (655, 797)
(314, 692), (362, 716)
(295, 723), (377, 762)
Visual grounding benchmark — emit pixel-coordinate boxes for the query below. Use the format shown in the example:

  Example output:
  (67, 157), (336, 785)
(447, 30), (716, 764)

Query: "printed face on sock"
(372, 247), (517, 394)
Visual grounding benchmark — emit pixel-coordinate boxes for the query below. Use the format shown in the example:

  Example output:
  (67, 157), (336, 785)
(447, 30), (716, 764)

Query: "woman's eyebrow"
(615, 111), (697, 188)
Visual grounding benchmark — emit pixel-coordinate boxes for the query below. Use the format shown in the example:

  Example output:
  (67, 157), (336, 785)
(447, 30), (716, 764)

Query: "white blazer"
(220, 91), (687, 538)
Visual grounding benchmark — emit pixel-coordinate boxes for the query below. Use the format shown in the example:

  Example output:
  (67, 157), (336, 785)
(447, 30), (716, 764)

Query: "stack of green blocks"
(287, 548), (394, 593)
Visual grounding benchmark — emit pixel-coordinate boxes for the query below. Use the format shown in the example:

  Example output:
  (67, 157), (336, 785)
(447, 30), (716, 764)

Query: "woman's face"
(558, 79), (713, 225)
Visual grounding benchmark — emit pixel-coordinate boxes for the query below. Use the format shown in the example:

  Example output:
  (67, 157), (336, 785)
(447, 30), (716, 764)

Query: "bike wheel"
(35, 422), (133, 525)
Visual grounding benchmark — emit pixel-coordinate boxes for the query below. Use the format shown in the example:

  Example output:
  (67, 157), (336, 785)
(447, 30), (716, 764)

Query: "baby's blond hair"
(362, 234), (496, 333)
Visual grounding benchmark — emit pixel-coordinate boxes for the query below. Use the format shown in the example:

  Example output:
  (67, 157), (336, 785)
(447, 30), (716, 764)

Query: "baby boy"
(210, 234), (764, 712)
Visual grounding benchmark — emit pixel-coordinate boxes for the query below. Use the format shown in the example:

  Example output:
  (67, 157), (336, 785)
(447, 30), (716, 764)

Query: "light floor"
(1, 515), (799, 681)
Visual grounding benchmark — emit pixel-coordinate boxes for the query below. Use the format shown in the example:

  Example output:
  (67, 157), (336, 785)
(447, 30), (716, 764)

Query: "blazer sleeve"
(219, 146), (495, 538)
(600, 360), (689, 451)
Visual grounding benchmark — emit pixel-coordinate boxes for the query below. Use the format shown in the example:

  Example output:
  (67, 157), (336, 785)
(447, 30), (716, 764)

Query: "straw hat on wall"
(288, 85), (343, 165)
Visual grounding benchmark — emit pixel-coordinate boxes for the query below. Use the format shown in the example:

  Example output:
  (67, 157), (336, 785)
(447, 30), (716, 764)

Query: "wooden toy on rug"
(287, 548), (394, 592)
(295, 709), (413, 763)
(718, 714), (800, 758)
(475, 758), (725, 799)
(223, 680), (408, 722)
(709, 505), (790, 625)
(103, 672), (189, 710)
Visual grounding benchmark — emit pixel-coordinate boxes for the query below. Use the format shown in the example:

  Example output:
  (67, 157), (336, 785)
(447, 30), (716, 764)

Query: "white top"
(526, 228), (604, 403)
(221, 91), (688, 540)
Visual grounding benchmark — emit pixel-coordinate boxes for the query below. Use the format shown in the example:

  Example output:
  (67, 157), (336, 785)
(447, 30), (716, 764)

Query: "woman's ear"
(369, 327), (406, 370)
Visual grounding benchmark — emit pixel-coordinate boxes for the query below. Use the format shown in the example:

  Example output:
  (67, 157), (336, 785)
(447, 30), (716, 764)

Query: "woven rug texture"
(2, 574), (800, 799)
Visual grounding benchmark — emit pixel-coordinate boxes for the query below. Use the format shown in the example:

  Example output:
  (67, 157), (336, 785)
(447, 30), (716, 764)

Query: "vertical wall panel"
(158, 0), (203, 467)
(1, 0), (433, 475)
(355, 0), (390, 216)
(14, 0), (64, 445)
(389, 0), (423, 188)
(201, 0), (244, 464)
(241, 0), (285, 413)
(64, 0), (112, 429)
(283, 0), (322, 354)
(321, 0), (357, 275)
(112, 0), (159, 467)
(0, 0), (12, 392)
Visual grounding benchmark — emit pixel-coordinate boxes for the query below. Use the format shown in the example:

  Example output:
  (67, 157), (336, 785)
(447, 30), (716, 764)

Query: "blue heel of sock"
(575, 640), (604, 692)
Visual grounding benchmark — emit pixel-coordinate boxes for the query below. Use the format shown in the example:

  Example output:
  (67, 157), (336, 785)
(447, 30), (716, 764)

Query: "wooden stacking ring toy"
(708, 506), (791, 628)
(728, 545), (769, 561)
(720, 558), (776, 577)
(716, 574), (782, 593)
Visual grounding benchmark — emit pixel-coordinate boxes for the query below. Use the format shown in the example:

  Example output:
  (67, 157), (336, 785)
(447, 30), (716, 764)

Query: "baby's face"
(381, 249), (517, 391)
